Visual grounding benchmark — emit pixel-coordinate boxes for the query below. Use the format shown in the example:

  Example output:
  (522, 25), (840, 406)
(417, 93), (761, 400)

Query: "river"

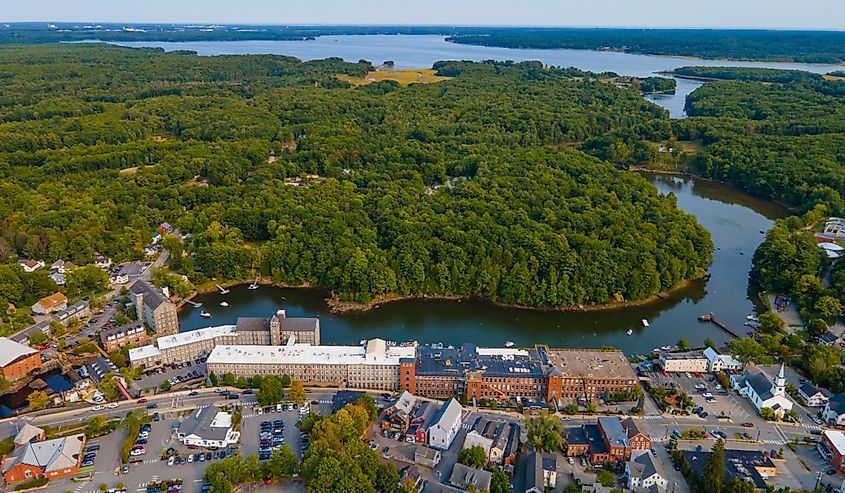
(179, 174), (789, 355)
(108, 35), (843, 118)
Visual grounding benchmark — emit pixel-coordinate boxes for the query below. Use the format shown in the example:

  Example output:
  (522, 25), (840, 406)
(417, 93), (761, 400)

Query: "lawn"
(337, 69), (450, 87)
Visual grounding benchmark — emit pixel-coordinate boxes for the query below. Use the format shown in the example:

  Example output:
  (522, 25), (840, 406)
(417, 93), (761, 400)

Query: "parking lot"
(135, 360), (209, 393)
(649, 370), (751, 421)
(240, 402), (309, 460)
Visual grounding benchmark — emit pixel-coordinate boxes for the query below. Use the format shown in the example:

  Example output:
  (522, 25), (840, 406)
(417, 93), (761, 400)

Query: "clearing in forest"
(338, 68), (450, 86)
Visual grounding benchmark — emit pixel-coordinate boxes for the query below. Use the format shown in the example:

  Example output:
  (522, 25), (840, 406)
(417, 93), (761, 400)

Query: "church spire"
(773, 362), (786, 396)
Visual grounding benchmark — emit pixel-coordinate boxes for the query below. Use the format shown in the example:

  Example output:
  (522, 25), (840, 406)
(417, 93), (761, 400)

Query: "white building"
(800, 383), (833, 408)
(703, 347), (743, 373)
(732, 364), (793, 418)
(462, 430), (493, 459)
(658, 351), (708, 373)
(176, 407), (239, 449)
(627, 451), (668, 490)
(824, 394), (845, 426)
(428, 398), (463, 450)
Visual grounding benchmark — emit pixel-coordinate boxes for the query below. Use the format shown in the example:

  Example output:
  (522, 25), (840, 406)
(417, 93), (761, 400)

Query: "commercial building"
(13, 425), (45, 448)
(130, 280), (179, 336)
(564, 417), (641, 464)
(176, 407), (240, 449)
(657, 351), (709, 373)
(428, 397), (463, 450)
(820, 430), (845, 474)
(101, 323), (149, 352)
(682, 449), (776, 490)
(31, 292), (68, 315)
(0, 337), (42, 380)
(620, 417), (652, 452)
(1, 434), (85, 483)
(207, 338), (414, 390)
(703, 347), (743, 373)
(382, 390), (418, 432)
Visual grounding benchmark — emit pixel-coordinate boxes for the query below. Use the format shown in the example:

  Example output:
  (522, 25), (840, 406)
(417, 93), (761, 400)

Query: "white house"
(18, 259), (45, 273)
(732, 364), (793, 418)
(428, 398), (463, 450)
(703, 347), (743, 373)
(462, 430), (493, 459)
(526, 450), (557, 493)
(824, 394), (845, 426)
(177, 407), (240, 449)
(800, 383), (833, 407)
(627, 451), (668, 490)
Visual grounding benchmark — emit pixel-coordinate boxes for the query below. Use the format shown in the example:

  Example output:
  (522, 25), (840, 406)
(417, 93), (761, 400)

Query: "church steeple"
(773, 363), (786, 396)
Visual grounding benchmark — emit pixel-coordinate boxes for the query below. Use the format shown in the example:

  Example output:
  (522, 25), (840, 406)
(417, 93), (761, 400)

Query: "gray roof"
(235, 317), (269, 332)
(100, 322), (144, 339)
(598, 417), (631, 448)
(130, 280), (168, 310)
(52, 300), (89, 324)
(178, 407), (231, 441)
(0, 337), (38, 367)
(14, 424), (45, 446)
(525, 450), (544, 492)
(746, 372), (774, 401)
(800, 383), (832, 399)
(828, 394), (845, 415)
(280, 317), (319, 333)
(3, 434), (84, 473)
(621, 417), (647, 439)
(430, 397), (462, 432)
(448, 463), (491, 491)
(630, 452), (664, 481)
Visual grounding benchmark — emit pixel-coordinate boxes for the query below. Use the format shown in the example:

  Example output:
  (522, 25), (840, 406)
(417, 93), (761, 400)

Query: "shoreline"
(181, 275), (702, 315)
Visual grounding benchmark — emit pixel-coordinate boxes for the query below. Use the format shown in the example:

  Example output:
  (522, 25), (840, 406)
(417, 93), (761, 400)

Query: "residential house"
(731, 364), (793, 418)
(51, 301), (90, 327)
(50, 260), (70, 274)
(49, 272), (66, 286)
(130, 280), (179, 336)
(820, 331), (840, 346)
(621, 417), (652, 452)
(462, 430), (493, 460)
(1, 434), (85, 483)
(681, 449), (776, 490)
(800, 383), (833, 407)
(824, 394), (845, 426)
(176, 407), (240, 449)
(703, 347), (743, 373)
(31, 292), (68, 315)
(17, 260), (45, 273)
(13, 424), (45, 448)
(410, 401), (438, 444)
(100, 323), (149, 352)
(525, 450), (557, 493)
(627, 452), (668, 490)
(489, 422), (510, 465)
(382, 390), (418, 433)
(414, 446), (441, 468)
(428, 397), (463, 450)
(0, 337), (42, 380)
(448, 463), (491, 492)
(401, 466), (423, 492)
(93, 256), (112, 270)
(820, 430), (845, 474)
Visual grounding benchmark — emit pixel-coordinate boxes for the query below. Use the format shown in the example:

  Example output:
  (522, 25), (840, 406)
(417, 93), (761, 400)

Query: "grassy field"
(338, 68), (450, 87)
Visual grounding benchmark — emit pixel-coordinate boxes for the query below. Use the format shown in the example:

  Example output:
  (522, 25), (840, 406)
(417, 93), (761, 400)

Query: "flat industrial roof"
(545, 349), (637, 380)
(0, 337), (38, 367)
(825, 430), (845, 455)
(129, 344), (161, 362)
(207, 342), (415, 366)
(156, 325), (236, 350)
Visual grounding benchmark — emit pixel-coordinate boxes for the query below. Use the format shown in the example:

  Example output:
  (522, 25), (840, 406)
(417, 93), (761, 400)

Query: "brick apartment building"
(0, 337), (42, 381)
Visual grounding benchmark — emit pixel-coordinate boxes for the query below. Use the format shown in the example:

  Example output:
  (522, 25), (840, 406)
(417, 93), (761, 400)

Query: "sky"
(3, 0), (844, 30)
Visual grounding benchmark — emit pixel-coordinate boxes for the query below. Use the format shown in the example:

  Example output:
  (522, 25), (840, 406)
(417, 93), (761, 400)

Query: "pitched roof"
(801, 383), (832, 399)
(280, 317), (319, 333)
(430, 398), (462, 431)
(828, 393), (845, 415)
(35, 292), (67, 309)
(0, 337), (38, 367)
(525, 450), (544, 492)
(630, 452), (664, 480)
(130, 280), (168, 310)
(448, 463), (491, 491)
(3, 434), (84, 473)
(598, 417), (631, 448)
(14, 423), (45, 446)
(235, 317), (269, 332)
(621, 417), (648, 440)
(178, 407), (232, 441)
(393, 390), (417, 416)
(746, 372), (774, 401)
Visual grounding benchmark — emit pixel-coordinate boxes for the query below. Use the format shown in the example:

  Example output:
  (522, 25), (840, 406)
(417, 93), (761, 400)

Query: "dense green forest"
(670, 66), (823, 84)
(447, 29), (845, 64)
(0, 44), (712, 308)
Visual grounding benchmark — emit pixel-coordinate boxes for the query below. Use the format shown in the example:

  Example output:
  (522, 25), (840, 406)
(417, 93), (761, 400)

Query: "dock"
(698, 312), (742, 338)
(215, 284), (230, 295)
(185, 300), (203, 308)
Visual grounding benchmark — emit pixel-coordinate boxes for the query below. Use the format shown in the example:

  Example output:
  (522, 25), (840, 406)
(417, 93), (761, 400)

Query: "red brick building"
(820, 430), (845, 474)
(0, 337), (42, 381)
(1, 434), (85, 483)
(100, 323), (149, 352)
(621, 417), (652, 451)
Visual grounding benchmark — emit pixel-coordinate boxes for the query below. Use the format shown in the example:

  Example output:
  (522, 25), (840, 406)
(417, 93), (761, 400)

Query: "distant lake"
(108, 35), (844, 118)
(180, 174), (789, 355)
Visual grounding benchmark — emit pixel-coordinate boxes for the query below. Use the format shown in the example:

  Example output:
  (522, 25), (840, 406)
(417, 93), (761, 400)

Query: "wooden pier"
(698, 312), (742, 338)
(215, 284), (230, 295)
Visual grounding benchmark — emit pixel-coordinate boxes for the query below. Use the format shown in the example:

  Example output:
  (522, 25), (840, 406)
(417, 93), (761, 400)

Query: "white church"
(731, 363), (793, 418)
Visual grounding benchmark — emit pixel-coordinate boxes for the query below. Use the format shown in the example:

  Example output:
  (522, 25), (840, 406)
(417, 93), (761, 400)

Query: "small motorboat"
(641, 319), (650, 327)
(746, 314), (758, 322)
(200, 311), (212, 318)
(626, 329), (633, 336)
(248, 284), (259, 290)
(219, 302), (229, 307)
(505, 341), (515, 348)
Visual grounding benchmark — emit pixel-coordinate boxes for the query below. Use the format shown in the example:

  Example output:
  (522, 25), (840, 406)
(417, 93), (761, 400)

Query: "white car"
(93, 405), (104, 411)
(130, 447), (145, 456)
(168, 457), (175, 467)
(187, 454), (194, 463)
(107, 402), (119, 409)
(702, 392), (713, 399)
(715, 384), (723, 390)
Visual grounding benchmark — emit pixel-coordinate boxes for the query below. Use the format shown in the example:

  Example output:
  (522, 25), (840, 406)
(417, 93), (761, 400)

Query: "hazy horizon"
(4, 0), (844, 31)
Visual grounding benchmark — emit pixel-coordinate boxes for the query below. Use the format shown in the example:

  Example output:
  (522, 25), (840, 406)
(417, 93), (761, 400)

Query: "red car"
(138, 398), (148, 404)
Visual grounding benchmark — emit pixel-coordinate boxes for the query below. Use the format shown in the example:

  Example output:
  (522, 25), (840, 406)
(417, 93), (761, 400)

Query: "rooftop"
(825, 430), (845, 456)
(449, 463), (491, 491)
(178, 407), (232, 441)
(156, 325), (236, 350)
(682, 449), (773, 489)
(0, 337), (38, 367)
(545, 348), (637, 380)
(235, 317), (269, 332)
(599, 417), (631, 448)
(130, 280), (169, 310)
(3, 434), (84, 474)
(207, 341), (415, 366)
(35, 292), (67, 309)
(659, 350), (707, 360)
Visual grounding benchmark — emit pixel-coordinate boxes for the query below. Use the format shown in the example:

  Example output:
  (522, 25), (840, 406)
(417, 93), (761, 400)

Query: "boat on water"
(200, 311), (212, 318)
(219, 302), (229, 307)
(504, 341), (515, 348)
(626, 329), (633, 336)
(746, 314), (759, 322)
(641, 319), (650, 327)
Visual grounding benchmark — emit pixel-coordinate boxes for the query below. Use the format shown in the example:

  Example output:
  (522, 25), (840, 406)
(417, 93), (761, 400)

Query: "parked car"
(742, 422), (754, 428)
